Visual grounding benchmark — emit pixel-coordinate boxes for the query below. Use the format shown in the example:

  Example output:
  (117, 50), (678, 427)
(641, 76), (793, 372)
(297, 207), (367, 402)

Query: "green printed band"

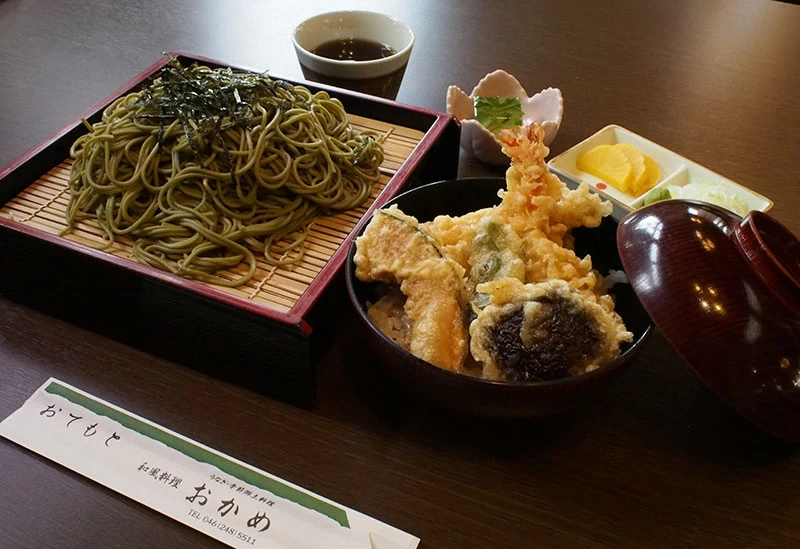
(45, 381), (350, 528)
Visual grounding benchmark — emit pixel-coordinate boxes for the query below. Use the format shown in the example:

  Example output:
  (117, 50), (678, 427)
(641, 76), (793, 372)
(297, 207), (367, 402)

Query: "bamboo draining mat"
(0, 114), (425, 313)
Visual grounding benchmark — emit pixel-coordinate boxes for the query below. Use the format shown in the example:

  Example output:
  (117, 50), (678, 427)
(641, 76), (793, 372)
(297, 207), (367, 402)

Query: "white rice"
(367, 292), (411, 350)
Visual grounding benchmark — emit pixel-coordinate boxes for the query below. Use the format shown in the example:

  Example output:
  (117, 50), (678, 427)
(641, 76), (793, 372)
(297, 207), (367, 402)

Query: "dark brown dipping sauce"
(312, 38), (396, 61)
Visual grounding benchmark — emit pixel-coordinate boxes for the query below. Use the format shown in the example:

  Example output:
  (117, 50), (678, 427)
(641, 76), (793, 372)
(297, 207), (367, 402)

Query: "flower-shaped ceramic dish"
(345, 177), (653, 418)
(447, 70), (563, 165)
(619, 200), (800, 441)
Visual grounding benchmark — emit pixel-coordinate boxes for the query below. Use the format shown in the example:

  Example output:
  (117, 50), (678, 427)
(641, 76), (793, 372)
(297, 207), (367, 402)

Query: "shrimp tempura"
(497, 124), (612, 293)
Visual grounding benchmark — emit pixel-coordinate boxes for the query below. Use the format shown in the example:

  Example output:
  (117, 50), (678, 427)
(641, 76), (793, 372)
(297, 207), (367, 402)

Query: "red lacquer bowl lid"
(618, 200), (800, 441)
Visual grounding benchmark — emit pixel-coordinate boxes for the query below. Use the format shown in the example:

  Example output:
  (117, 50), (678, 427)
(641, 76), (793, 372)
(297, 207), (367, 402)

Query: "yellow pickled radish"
(576, 144), (633, 192)
(637, 154), (661, 195)
(614, 143), (646, 194)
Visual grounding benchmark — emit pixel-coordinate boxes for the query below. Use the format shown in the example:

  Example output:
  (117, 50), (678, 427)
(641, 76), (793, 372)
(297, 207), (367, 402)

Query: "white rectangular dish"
(548, 124), (773, 214)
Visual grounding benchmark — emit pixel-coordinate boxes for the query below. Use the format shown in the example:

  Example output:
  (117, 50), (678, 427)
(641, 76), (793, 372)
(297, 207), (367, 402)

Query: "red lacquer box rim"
(0, 52), (457, 334)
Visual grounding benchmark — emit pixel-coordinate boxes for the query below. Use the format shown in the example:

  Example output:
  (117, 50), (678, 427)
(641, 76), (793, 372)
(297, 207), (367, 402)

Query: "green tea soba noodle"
(65, 59), (383, 287)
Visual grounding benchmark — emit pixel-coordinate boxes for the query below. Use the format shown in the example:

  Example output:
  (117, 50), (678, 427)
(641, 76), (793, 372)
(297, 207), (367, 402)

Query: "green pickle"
(643, 187), (671, 206)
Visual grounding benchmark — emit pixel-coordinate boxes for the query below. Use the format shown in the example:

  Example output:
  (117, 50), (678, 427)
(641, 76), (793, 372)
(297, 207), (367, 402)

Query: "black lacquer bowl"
(345, 177), (654, 418)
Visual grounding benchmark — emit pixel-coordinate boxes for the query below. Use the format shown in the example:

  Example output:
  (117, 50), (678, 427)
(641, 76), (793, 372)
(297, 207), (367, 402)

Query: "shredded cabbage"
(666, 182), (749, 216)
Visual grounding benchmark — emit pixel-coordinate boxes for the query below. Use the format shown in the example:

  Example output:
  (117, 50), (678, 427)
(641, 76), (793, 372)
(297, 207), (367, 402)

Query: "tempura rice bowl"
(345, 177), (654, 418)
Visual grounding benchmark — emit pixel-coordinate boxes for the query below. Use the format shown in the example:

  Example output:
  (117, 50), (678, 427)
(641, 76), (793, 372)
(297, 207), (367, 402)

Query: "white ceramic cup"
(292, 11), (415, 100)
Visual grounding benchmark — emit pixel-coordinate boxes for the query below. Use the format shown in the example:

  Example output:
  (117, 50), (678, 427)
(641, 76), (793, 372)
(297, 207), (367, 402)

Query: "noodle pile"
(65, 59), (383, 287)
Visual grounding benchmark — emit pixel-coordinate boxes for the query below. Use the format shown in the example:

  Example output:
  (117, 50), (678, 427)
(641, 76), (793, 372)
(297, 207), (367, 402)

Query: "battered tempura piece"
(467, 215), (526, 289)
(464, 214), (527, 323)
(424, 124), (612, 294)
(355, 123), (631, 380)
(470, 278), (632, 382)
(496, 124), (612, 293)
(353, 206), (469, 372)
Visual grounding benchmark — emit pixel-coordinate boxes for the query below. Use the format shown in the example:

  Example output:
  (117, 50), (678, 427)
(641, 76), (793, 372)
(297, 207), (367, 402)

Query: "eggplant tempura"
(353, 124), (632, 381)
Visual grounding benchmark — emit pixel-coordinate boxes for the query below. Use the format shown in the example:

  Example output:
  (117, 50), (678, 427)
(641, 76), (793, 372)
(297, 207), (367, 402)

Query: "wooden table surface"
(2, 0), (799, 547)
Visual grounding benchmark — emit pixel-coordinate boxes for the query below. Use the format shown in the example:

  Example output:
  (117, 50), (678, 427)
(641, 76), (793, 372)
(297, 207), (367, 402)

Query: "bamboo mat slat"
(0, 116), (426, 313)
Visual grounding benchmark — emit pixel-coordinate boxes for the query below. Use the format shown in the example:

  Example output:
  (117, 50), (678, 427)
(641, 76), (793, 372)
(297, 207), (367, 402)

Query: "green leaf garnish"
(474, 96), (523, 134)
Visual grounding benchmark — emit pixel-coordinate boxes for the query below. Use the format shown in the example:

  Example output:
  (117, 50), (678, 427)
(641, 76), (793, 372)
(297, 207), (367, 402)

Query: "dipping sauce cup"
(292, 11), (415, 100)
